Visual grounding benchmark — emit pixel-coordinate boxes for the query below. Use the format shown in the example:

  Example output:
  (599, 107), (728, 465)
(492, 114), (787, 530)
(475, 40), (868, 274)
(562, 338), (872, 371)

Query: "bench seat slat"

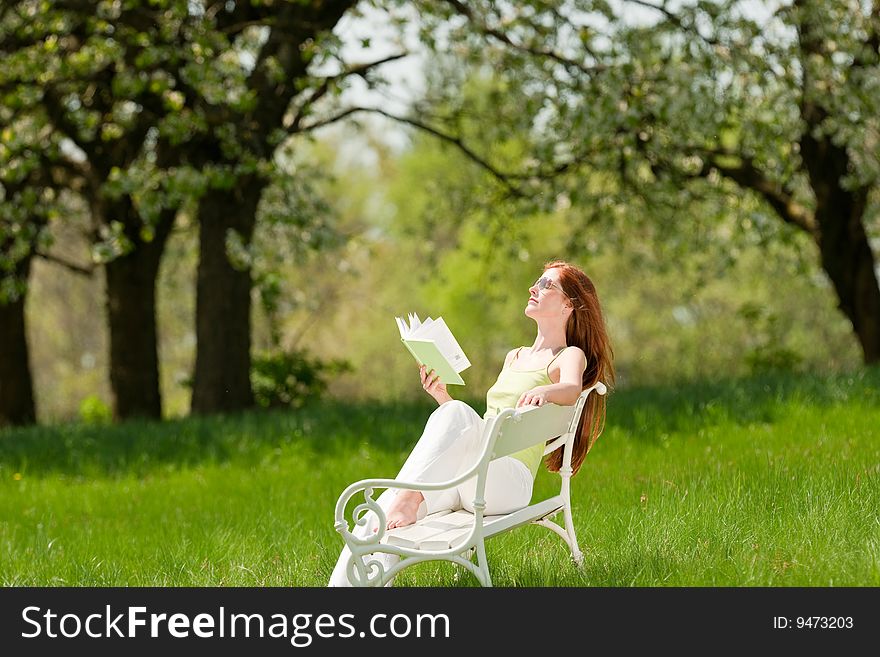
(481, 496), (565, 538)
(380, 496), (566, 549)
(414, 527), (472, 551)
(381, 510), (481, 548)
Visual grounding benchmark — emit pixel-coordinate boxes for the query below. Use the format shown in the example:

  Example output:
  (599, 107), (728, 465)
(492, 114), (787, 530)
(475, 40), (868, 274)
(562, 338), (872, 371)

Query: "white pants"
(327, 400), (533, 586)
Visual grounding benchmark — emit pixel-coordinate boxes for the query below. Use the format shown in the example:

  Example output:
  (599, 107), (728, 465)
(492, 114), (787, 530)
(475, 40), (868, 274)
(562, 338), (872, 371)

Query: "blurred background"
(1, 0), (876, 425)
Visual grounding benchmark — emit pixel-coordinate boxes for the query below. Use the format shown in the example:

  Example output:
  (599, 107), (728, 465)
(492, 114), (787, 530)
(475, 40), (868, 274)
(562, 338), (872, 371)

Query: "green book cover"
(401, 339), (465, 386)
(396, 312), (470, 385)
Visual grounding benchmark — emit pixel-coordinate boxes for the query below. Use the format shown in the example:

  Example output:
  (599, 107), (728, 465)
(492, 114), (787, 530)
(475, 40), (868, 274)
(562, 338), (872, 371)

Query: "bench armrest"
(333, 450), (493, 546)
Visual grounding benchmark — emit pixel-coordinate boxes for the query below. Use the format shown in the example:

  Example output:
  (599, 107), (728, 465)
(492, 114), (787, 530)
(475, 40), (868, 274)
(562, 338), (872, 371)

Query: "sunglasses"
(532, 277), (563, 293)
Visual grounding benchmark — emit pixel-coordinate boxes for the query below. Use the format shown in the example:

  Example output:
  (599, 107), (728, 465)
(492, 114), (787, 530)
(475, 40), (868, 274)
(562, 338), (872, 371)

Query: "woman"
(328, 260), (614, 586)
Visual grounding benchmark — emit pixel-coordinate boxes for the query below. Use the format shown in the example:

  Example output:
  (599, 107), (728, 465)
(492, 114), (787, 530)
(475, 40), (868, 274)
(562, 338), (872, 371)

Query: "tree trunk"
(190, 182), (264, 414)
(813, 192), (880, 365)
(800, 110), (880, 365)
(0, 256), (37, 427)
(794, 2), (880, 365)
(104, 204), (176, 420)
(189, 0), (357, 414)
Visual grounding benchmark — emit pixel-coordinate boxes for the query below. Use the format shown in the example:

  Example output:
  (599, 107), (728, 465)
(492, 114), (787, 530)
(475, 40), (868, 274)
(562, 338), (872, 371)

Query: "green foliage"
(406, 0), (879, 368)
(7, 0), (875, 422)
(0, 0), (364, 294)
(77, 395), (112, 425)
(737, 302), (804, 374)
(250, 159), (347, 344)
(251, 350), (352, 410)
(2, 0), (379, 422)
(0, 112), (64, 303)
(306, 80), (859, 397)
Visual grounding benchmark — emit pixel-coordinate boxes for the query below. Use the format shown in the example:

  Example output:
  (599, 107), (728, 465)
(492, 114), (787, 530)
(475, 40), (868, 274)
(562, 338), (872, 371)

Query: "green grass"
(1, 368), (878, 586)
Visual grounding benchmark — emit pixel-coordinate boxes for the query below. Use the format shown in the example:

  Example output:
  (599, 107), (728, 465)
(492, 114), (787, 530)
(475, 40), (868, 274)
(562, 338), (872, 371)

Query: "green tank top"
(483, 347), (569, 478)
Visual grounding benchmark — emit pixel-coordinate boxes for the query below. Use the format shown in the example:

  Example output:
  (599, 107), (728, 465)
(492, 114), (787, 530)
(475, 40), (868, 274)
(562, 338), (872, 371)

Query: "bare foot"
(377, 491), (424, 531)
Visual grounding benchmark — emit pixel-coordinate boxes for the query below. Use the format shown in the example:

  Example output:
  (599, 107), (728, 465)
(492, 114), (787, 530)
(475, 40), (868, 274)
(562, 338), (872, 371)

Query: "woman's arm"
(516, 347), (587, 408)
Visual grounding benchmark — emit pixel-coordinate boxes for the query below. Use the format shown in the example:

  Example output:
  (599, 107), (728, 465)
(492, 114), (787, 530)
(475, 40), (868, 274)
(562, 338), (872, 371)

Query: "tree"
(1, 1), (402, 419)
(0, 79), (91, 425)
(1, 1), (188, 419)
(181, 1), (414, 414)
(0, 157), (51, 427)
(418, 0), (880, 364)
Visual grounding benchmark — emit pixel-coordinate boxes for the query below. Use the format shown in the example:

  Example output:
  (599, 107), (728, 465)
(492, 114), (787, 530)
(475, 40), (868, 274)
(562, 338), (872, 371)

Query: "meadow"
(1, 369), (878, 587)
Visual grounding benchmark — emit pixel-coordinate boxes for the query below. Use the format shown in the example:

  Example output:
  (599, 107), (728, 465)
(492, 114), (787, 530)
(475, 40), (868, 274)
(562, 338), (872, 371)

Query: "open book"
(395, 312), (471, 385)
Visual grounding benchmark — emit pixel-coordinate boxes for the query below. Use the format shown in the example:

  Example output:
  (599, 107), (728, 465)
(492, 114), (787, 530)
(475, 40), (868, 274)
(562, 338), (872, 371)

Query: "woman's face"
(525, 267), (571, 320)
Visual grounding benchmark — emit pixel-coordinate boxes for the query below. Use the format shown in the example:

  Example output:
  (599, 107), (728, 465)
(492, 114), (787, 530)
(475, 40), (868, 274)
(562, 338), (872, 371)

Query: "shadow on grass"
(1, 368), (876, 478)
(0, 398), (448, 479)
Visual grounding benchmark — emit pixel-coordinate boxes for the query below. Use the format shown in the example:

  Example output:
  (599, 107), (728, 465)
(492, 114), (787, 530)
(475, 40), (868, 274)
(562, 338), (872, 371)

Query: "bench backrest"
(488, 383), (605, 462)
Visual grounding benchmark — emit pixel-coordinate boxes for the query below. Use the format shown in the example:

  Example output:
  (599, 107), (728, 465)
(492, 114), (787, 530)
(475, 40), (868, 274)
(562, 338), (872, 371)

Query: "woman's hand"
(420, 365), (452, 405)
(517, 386), (551, 408)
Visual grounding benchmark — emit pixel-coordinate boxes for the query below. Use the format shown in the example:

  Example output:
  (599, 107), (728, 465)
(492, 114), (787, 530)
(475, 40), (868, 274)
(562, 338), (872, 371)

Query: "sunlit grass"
(1, 368), (878, 586)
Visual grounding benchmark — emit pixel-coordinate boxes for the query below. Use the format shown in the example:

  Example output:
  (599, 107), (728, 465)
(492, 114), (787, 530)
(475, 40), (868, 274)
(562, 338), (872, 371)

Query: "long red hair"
(542, 260), (615, 476)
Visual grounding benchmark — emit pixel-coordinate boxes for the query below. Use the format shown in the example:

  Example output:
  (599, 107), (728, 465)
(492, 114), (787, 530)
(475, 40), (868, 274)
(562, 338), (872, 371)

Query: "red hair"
(542, 260), (615, 476)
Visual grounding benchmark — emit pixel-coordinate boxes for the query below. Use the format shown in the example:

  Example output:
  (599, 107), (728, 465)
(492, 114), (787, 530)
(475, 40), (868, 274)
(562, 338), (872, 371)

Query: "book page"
(396, 312), (423, 338)
(418, 317), (471, 373)
(395, 316), (408, 338)
(410, 316), (434, 339)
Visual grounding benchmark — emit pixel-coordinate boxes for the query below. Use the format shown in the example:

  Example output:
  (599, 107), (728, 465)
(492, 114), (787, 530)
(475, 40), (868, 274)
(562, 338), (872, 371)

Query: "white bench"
(333, 382), (607, 586)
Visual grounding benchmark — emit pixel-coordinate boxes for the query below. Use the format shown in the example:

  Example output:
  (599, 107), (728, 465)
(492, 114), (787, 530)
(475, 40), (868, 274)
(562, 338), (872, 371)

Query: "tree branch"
(41, 87), (98, 168)
(672, 146), (818, 236)
(626, 111), (818, 236)
(34, 250), (94, 277)
(622, 0), (720, 46)
(299, 106), (525, 197)
(439, 0), (605, 76)
(210, 0), (274, 37)
(287, 52), (408, 133)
